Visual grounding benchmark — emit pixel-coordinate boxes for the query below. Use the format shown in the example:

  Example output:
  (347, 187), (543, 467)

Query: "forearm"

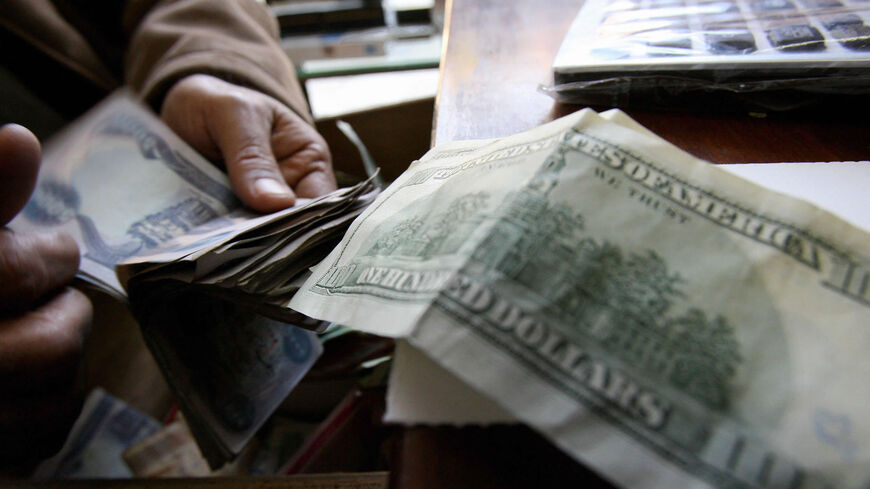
(122, 0), (311, 122)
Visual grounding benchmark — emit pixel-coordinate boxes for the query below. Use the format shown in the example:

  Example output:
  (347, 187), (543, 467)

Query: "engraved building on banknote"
(366, 143), (743, 410)
(477, 145), (742, 411)
(366, 192), (489, 259)
(128, 198), (221, 247)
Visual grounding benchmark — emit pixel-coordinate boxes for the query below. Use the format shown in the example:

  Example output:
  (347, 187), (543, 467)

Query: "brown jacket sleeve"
(123, 0), (312, 123)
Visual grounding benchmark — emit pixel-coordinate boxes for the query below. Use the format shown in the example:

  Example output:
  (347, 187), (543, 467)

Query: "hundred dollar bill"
(291, 108), (870, 488)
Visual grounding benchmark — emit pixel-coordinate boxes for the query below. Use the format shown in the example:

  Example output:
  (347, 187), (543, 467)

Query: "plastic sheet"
(548, 0), (870, 111)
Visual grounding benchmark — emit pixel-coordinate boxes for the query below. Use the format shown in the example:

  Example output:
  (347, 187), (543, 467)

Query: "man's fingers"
(0, 124), (41, 226)
(272, 111), (336, 198)
(0, 230), (80, 311)
(289, 162), (338, 198)
(215, 105), (298, 213)
(229, 141), (297, 212)
(162, 74), (338, 212)
(276, 144), (335, 197)
(0, 287), (91, 395)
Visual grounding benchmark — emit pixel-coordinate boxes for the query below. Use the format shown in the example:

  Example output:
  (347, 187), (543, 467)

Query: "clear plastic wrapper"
(548, 0), (870, 111)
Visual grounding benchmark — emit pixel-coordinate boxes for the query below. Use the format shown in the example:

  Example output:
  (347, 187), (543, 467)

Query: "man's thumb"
(0, 124), (41, 226)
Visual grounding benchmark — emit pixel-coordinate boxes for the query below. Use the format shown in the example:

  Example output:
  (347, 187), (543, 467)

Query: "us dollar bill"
(291, 108), (870, 488)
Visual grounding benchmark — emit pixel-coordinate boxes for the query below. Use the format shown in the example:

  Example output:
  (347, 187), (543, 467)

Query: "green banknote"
(291, 109), (870, 488)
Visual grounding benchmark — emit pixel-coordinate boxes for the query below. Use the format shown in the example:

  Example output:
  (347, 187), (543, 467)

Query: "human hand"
(161, 74), (337, 213)
(0, 124), (92, 470)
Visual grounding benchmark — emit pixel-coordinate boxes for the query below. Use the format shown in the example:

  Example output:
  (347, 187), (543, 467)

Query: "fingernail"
(254, 178), (290, 198)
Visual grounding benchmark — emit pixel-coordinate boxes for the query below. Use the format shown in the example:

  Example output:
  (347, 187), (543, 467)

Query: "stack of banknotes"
(10, 92), (379, 467)
(15, 88), (870, 487)
(289, 109), (870, 488)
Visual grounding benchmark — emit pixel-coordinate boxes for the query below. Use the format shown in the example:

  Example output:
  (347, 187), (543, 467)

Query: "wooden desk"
(433, 0), (870, 163)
